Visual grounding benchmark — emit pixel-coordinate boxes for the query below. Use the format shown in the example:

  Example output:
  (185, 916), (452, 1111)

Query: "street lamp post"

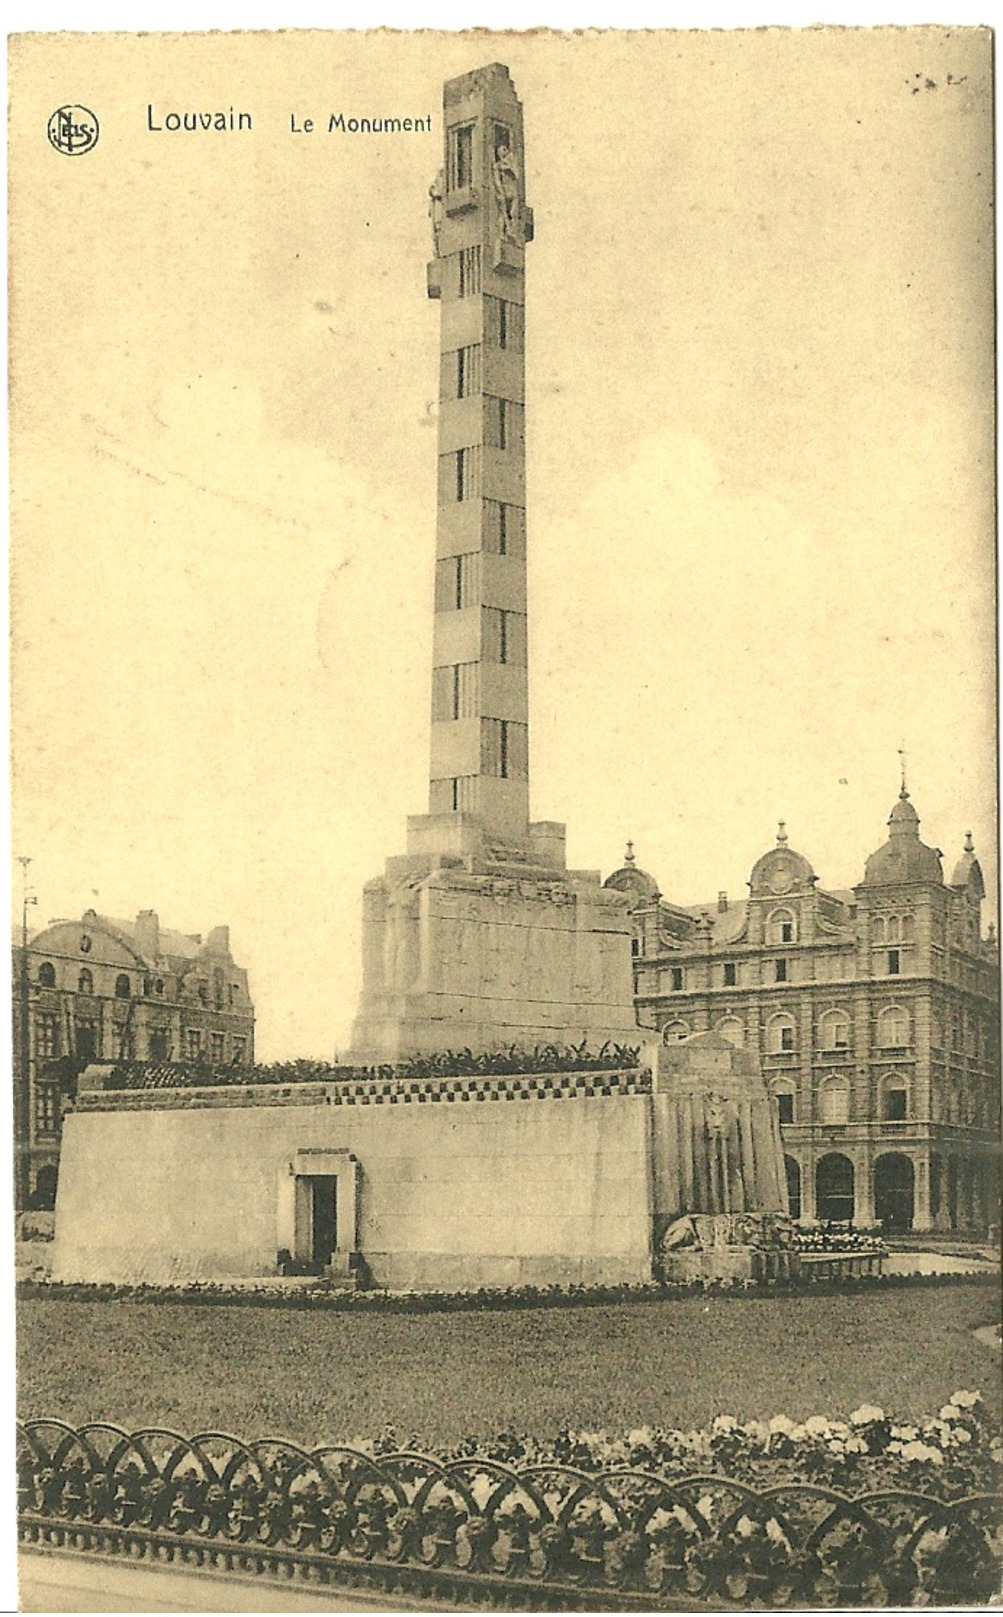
(15, 856), (36, 1212)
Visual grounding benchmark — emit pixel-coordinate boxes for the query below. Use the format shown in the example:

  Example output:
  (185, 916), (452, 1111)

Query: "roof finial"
(898, 744), (909, 799)
(624, 840), (635, 865)
(776, 821), (788, 845)
(964, 830), (975, 853)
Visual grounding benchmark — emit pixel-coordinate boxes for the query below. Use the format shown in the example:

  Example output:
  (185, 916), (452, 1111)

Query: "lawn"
(18, 1285), (999, 1448)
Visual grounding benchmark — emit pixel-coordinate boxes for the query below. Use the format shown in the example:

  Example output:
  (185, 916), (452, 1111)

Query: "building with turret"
(13, 908), (254, 1207)
(606, 788), (999, 1233)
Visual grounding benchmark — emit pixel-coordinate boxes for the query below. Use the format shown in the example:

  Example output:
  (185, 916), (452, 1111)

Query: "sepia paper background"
(9, 27), (996, 1060)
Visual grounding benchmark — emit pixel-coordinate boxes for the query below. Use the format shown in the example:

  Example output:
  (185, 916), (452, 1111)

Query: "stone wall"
(51, 1072), (653, 1290)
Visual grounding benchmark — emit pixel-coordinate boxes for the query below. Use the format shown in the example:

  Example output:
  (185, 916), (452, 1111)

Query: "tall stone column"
(423, 64), (533, 851)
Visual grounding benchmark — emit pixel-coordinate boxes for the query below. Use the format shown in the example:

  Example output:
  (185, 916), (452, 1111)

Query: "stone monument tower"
(350, 64), (638, 1062)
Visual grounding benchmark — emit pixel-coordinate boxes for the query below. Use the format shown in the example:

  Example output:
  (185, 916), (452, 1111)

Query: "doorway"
(306, 1175), (337, 1268)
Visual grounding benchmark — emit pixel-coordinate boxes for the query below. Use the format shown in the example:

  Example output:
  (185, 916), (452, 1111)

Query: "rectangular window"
(186, 1029), (202, 1059)
(35, 1085), (58, 1137)
(776, 1092), (795, 1125)
(149, 1027), (170, 1060)
(780, 1025), (795, 1051)
(35, 1013), (58, 1058)
(884, 1087), (907, 1121)
(210, 1033), (225, 1063)
(113, 1020), (133, 1059)
(448, 122), (474, 190)
(888, 949), (900, 975)
(671, 967), (684, 992)
(775, 958), (788, 983)
(75, 1021), (97, 1061)
(458, 245), (481, 297)
(723, 962), (737, 987)
(232, 1036), (247, 1065)
(781, 922), (794, 943)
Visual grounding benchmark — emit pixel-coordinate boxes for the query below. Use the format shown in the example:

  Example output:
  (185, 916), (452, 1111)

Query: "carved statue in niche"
(492, 140), (521, 240)
(428, 170), (444, 253)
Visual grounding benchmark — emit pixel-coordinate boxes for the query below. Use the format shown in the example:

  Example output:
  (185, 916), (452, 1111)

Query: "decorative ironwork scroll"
(18, 1420), (1002, 1608)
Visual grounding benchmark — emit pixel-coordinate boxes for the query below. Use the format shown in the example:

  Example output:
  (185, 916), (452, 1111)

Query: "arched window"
(871, 915), (886, 943)
(766, 1013), (796, 1054)
(819, 1075), (850, 1124)
(816, 1152), (855, 1221)
(874, 1153), (914, 1230)
(77, 968), (93, 995)
(886, 915), (901, 943)
(882, 1076), (908, 1121)
(716, 1016), (744, 1048)
(114, 973), (131, 999)
(877, 1005), (909, 1049)
(767, 908), (797, 946)
(772, 1079), (796, 1125)
(819, 1007), (851, 1051)
(661, 1019), (689, 1045)
(900, 914), (915, 942)
(38, 962), (55, 988)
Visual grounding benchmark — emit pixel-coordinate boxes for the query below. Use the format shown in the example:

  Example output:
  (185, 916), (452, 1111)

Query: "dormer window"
(38, 962), (55, 988)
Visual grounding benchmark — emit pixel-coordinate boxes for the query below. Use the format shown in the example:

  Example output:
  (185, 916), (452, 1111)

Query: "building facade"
(13, 908), (254, 1207)
(606, 789), (1000, 1233)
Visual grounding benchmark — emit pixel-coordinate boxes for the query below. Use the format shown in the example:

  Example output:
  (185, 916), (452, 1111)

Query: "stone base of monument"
(661, 1246), (759, 1284)
(350, 836), (639, 1063)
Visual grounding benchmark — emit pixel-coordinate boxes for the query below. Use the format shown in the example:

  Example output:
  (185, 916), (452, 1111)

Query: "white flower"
(827, 1439), (846, 1455)
(736, 1515), (756, 1539)
(765, 1518), (789, 1547)
(891, 1424), (919, 1441)
(805, 1415), (830, 1437)
(953, 1427), (972, 1444)
(696, 1495), (715, 1522)
(939, 1404), (961, 1422)
(790, 1425), (808, 1442)
(952, 1389), (981, 1408)
(846, 1436), (868, 1455)
(769, 1414), (795, 1435)
(626, 1428), (652, 1449)
(849, 1404), (885, 1425)
(712, 1415), (738, 1434)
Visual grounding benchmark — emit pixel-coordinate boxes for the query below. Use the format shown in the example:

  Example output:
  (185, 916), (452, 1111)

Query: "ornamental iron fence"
(18, 1419), (1002, 1609)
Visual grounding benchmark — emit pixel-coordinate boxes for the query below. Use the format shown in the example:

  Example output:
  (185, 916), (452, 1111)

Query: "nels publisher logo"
(47, 105), (100, 156)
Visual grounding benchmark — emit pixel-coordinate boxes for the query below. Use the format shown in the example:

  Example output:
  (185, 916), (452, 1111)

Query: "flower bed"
(18, 1396), (1002, 1608)
(791, 1222), (887, 1256)
(97, 1042), (643, 1092)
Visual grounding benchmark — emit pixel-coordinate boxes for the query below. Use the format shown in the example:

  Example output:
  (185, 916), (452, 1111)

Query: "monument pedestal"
(349, 818), (639, 1064)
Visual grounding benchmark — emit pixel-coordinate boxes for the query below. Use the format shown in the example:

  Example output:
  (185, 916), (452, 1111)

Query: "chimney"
(717, 891), (728, 912)
(204, 925), (231, 957)
(134, 909), (159, 960)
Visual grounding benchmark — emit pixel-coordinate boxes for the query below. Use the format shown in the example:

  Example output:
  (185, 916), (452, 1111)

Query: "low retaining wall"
(52, 1070), (653, 1290)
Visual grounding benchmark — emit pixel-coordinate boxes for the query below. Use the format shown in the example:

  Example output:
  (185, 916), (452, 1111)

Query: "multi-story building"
(13, 908), (254, 1207)
(605, 787), (1000, 1233)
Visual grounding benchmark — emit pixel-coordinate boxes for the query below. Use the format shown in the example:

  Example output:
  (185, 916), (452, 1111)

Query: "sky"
(9, 26), (996, 1060)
